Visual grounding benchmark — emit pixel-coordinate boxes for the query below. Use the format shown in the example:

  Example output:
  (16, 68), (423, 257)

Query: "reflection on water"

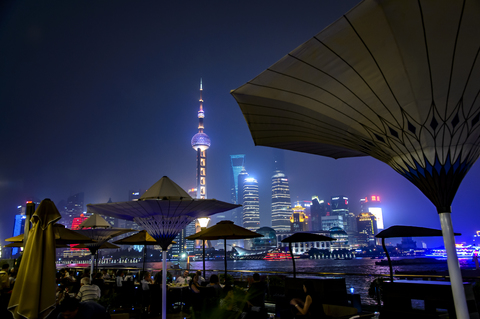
(140, 258), (455, 305)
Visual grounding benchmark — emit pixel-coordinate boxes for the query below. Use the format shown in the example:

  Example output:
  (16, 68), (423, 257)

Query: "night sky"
(1, 0), (478, 249)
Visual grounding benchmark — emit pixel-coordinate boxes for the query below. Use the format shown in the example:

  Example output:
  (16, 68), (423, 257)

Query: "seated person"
(189, 274), (201, 294)
(115, 270), (124, 287)
(207, 274), (222, 296)
(76, 277), (101, 302)
(175, 270), (190, 285)
(246, 273), (266, 310)
(289, 281), (327, 318)
(141, 272), (153, 290)
(195, 270), (205, 285)
(57, 297), (107, 319)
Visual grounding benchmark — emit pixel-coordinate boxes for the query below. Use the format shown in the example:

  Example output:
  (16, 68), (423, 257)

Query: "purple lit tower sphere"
(191, 79), (210, 199)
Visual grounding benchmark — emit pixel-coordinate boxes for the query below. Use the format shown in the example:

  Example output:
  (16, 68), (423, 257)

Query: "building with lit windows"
(290, 203), (308, 232)
(356, 212), (378, 246)
(230, 155), (246, 226)
(271, 170), (291, 232)
(310, 197), (330, 232)
(191, 79), (210, 200)
(243, 177), (260, 231)
(360, 195), (384, 230)
(321, 215), (343, 231)
(59, 192), (84, 229)
(331, 196), (349, 230)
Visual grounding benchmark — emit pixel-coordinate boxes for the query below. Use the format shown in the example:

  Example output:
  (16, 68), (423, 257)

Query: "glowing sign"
(371, 195), (380, 201)
(368, 207), (384, 229)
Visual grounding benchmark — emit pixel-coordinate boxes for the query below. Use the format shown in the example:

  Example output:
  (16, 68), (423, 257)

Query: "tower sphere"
(191, 132), (211, 151)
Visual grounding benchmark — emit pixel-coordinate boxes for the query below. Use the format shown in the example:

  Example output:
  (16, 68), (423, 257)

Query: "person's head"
(95, 272), (103, 279)
(252, 273), (260, 282)
(2, 263), (9, 271)
(58, 297), (80, 319)
(209, 274), (219, 284)
(196, 270), (202, 277)
(183, 270), (189, 277)
(193, 274), (198, 283)
(116, 270), (123, 276)
(144, 272), (151, 280)
(303, 281), (315, 295)
(80, 277), (91, 286)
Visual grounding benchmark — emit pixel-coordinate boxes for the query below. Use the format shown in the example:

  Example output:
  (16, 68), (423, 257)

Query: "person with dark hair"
(289, 281), (326, 318)
(0, 264), (10, 292)
(57, 298), (107, 319)
(195, 270), (205, 285)
(246, 273), (266, 309)
(207, 274), (222, 296)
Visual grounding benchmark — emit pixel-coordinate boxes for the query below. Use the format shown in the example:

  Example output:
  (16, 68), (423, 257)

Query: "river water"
(131, 257), (464, 305)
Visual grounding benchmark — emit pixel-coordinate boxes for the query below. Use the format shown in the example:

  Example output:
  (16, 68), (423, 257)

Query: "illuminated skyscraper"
(271, 170), (291, 232)
(191, 79), (210, 199)
(230, 155), (246, 226)
(290, 203), (308, 232)
(360, 195), (384, 230)
(243, 177), (260, 231)
(356, 212), (378, 245)
(331, 196), (349, 230)
(310, 197), (330, 232)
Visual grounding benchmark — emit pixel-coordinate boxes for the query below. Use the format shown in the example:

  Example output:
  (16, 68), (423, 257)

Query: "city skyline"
(1, 0), (479, 249)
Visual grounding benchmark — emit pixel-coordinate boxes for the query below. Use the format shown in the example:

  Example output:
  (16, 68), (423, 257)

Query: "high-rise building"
(191, 79), (210, 200)
(271, 170), (291, 232)
(234, 167), (249, 226)
(243, 177), (260, 231)
(310, 197), (330, 232)
(321, 215), (343, 230)
(360, 195), (384, 230)
(331, 196), (349, 230)
(59, 192), (84, 229)
(290, 203), (308, 232)
(230, 155), (246, 227)
(356, 212), (378, 246)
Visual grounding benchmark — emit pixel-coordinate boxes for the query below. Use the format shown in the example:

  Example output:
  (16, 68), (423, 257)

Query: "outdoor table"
(382, 280), (479, 318)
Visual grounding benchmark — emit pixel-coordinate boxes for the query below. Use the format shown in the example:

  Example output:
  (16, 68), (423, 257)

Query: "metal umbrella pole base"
(439, 211), (469, 319)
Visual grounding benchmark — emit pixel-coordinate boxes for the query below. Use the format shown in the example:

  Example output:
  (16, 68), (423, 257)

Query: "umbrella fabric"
(281, 232), (335, 278)
(231, 1), (479, 317)
(186, 220), (262, 280)
(74, 242), (120, 249)
(8, 199), (61, 319)
(5, 242), (68, 248)
(376, 226), (461, 238)
(5, 224), (95, 245)
(113, 230), (176, 271)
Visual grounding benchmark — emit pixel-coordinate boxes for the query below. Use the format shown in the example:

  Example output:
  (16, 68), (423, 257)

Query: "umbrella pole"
(382, 238), (393, 282)
(224, 238), (227, 283)
(202, 239), (206, 280)
(90, 254), (94, 280)
(162, 250), (167, 319)
(143, 244), (146, 272)
(439, 212), (469, 319)
(289, 242), (296, 279)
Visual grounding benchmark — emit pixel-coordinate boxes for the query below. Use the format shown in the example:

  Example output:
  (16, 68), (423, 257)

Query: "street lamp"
(197, 217), (210, 279)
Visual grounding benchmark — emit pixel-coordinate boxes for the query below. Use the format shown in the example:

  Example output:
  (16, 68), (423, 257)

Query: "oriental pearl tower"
(191, 79), (210, 199)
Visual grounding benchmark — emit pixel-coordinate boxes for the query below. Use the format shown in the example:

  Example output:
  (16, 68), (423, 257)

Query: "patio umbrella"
(376, 226), (461, 282)
(186, 220), (262, 281)
(74, 214), (132, 277)
(281, 233), (336, 278)
(87, 176), (239, 319)
(231, 1), (480, 317)
(5, 242), (68, 248)
(8, 198), (61, 319)
(113, 230), (176, 272)
(5, 224), (95, 245)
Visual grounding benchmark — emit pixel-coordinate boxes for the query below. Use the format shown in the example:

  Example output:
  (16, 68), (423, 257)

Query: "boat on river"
(375, 257), (447, 266)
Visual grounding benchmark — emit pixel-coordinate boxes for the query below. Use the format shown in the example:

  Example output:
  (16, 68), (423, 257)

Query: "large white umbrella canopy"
(231, 1), (480, 318)
(87, 176), (240, 319)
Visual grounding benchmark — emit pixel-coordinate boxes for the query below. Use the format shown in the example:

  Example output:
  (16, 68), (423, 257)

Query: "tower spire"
(191, 78), (210, 199)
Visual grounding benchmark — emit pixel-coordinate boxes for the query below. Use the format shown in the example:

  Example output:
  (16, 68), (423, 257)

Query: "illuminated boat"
(425, 244), (479, 259)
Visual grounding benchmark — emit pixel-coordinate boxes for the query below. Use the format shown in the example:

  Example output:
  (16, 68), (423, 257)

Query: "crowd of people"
(1, 264), (327, 319)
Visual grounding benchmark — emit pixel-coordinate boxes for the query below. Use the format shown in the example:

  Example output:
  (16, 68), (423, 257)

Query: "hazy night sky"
(1, 0), (478, 249)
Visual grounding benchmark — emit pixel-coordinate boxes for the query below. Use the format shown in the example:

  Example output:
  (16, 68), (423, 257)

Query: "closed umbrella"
(376, 226), (461, 282)
(87, 176), (239, 319)
(186, 220), (262, 281)
(231, 1), (480, 317)
(281, 232), (336, 278)
(8, 198), (61, 319)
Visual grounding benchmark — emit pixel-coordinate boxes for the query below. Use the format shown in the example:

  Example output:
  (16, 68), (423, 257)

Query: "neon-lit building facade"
(360, 195), (384, 230)
(271, 170), (291, 232)
(243, 177), (260, 231)
(290, 203), (308, 232)
(191, 79), (210, 200)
